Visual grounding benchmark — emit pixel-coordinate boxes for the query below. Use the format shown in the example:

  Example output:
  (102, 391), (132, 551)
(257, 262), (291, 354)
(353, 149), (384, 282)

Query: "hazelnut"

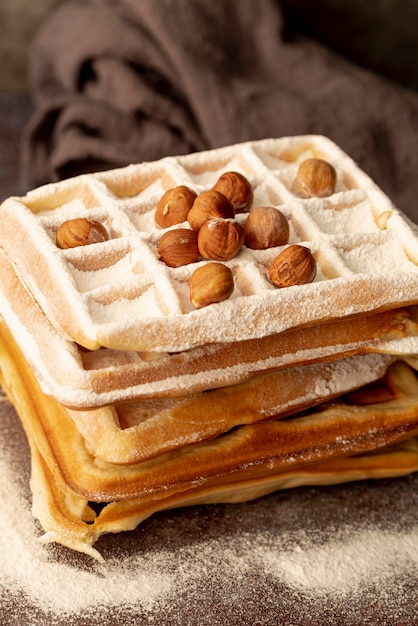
(190, 262), (234, 308)
(212, 171), (253, 213)
(155, 185), (197, 228)
(268, 244), (317, 288)
(56, 218), (109, 249)
(198, 218), (245, 261)
(158, 228), (200, 268)
(244, 206), (290, 250)
(187, 190), (235, 231)
(293, 158), (336, 198)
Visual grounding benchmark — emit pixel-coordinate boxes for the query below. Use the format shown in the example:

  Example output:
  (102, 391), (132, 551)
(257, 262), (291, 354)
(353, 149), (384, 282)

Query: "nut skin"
(244, 206), (290, 250)
(268, 244), (317, 288)
(198, 218), (245, 261)
(187, 190), (235, 231)
(293, 158), (336, 198)
(158, 228), (200, 268)
(189, 262), (234, 308)
(155, 185), (197, 228)
(56, 218), (109, 249)
(212, 171), (253, 213)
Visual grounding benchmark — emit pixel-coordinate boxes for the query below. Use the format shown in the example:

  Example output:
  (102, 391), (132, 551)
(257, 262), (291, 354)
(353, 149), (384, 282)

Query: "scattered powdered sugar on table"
(257, 527), (418, 596)
(1, 397), (418, 624)
(0, 451), (174, 618)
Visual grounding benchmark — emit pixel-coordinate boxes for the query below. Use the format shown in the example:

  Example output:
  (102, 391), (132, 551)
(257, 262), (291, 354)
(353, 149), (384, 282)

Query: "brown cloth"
(21, 0), (418, 220)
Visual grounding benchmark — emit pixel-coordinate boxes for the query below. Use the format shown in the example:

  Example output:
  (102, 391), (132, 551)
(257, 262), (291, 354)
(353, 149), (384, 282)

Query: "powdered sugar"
(259, 527), (418, 596)
(0, 400), (174, 619)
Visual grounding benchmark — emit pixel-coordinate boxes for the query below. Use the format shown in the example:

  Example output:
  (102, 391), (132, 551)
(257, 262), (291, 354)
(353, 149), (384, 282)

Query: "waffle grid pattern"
(2, 135), (418, 352)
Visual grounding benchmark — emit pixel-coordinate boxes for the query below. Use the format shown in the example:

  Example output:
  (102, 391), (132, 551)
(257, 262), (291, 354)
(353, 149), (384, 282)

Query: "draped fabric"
(21, 0), (418, 220)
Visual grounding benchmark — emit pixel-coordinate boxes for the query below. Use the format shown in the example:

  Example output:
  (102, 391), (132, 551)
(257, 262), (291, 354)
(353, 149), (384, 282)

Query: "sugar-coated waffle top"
(2, 135), (418, 352)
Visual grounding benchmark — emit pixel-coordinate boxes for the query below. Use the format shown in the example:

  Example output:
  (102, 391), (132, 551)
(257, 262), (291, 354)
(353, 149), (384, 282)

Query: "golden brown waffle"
(66, 353), (396, 465)
(1, 319), (418, 560)
(30, 436), (418, 562)
(1, 247), (418, 408)
(2, 136), (418, 354)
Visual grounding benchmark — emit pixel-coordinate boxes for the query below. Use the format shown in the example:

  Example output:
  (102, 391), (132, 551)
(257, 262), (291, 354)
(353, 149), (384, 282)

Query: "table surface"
(0, 95), (418, 625)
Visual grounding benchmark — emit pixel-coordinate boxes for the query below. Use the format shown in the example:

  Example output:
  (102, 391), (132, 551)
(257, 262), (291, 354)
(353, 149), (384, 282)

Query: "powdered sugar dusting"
(259, 527), (418, 596)
(0, 408), (174, 619)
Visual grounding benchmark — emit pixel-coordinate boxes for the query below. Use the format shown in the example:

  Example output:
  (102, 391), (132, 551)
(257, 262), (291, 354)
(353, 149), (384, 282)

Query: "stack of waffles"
(1, 135), (418, 561)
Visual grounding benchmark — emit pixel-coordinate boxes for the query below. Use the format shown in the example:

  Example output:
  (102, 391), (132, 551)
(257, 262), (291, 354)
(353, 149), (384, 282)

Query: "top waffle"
(2, 135), (418, 352)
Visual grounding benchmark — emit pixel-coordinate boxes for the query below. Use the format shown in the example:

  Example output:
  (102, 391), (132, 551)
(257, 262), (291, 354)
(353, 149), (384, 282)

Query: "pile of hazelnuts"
(155, 158), (336, 308)
(54, 157), (336, 310)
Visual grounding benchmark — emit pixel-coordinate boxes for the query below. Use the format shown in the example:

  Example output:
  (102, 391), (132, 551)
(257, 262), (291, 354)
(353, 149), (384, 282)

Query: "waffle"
(66, 353), (397, 465)
(1, 318), (418, 561)
(2, 136), (418, 355)
(1, 247), (417, 408)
